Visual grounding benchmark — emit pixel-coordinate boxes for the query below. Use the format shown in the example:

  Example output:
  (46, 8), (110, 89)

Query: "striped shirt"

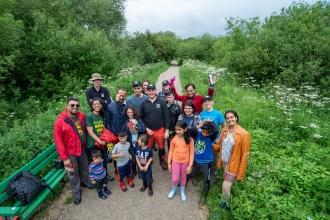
(89, 159), (106, 180)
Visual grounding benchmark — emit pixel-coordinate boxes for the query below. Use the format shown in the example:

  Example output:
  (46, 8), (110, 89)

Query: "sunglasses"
(70, 104), (80, 108)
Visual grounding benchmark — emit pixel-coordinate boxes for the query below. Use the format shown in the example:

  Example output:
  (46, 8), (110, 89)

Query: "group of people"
(53, 73), (250, 210)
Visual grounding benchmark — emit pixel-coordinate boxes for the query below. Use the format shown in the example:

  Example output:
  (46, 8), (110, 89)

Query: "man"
(140, 84), (170, 170)
(158, 80), (170, 101)
(54, 97), (94, 205)
(126, 81), (148, 111)
(200, 95), (227, 185)
(85, 73), (112, 111)
(170, 77), (216, 113)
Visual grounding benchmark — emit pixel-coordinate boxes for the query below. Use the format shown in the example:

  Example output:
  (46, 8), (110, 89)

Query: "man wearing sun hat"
(85, 73), (112, 111)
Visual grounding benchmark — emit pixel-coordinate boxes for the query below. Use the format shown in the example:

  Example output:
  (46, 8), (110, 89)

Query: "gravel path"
(44, 61), (207, 220)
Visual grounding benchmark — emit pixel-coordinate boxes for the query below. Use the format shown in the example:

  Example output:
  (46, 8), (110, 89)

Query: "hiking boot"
(127, 178), (135, 188)
(191, 177), (198, 187)
(120, 181), (127, 192)
(107, 174), (115, 181)
(140, 180), (147, 192)
(73, 191), (81, 205)
(148, 184), (153, 197)
(160, 161), (168, 170)
(81, 181), (94, 189)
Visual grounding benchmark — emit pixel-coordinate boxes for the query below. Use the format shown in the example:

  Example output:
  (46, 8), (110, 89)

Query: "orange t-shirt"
(168, 135), (194, 166)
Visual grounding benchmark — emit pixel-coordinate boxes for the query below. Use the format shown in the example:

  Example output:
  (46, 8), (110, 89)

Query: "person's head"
(132, 81), (143, 96)
(91, 149), (102, 165)
(90, 73), (104, 88)
(203, 96), (214, 110)
(125, 105), (139, 119)
(146, 84), (157, 99)
(200, 121), (216, 137)
(118, 130), (128, 144)
(66, 97), (80, 117)
(183, 101), (196, 116)
(175, 120), (191, 145)
(138, 134), (149, 147)
(165, 90), (175, 104)
(225, 110), (239, 126)
(91, 97), (105, 117)
(117, 88), (127, 103)
(184, 83), (196, 98)
(162, 80), (170, 92)
(142, 79), (150, 93)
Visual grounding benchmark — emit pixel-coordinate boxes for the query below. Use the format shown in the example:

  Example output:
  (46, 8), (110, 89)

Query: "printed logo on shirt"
(93, 120), (104, 133)
(156, 104), (160, 108)
(195, 139), (206, 154)
(137, 151), (149, 165)
(75, 121), (83, 136)
(203, 116), (215, 121)
(101, 93), (104, 97)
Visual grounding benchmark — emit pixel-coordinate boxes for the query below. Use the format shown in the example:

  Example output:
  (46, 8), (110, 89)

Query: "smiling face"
(225, 112), (238, 127)
(117, 90), (127, 103)
(147, 89), (157, 99)
(185, 85), (196, 98)
(126, 108), (134, 119)
(92, 99), (102, 113)
(67, 100), (80, 117)
(133, 86), (142, 96)
(175, 125), (186, 137)
(184, 105), (193, 116)
(203, 99), (214, 110)
(142, 82), (149, 92)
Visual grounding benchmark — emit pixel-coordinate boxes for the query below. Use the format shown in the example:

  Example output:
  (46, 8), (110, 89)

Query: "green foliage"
(212, 1), (330, 96)
(179, 60), (330, 219)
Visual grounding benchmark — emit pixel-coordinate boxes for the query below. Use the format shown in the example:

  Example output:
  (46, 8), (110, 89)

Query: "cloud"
(125, 0), (316, 38)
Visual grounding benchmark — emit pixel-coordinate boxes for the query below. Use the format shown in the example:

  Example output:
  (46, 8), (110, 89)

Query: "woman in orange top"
(167, 120), (194, 202)
(213, 110), (250, 210)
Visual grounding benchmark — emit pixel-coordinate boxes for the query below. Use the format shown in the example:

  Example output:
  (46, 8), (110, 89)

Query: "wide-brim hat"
(90, 73), (104, 81)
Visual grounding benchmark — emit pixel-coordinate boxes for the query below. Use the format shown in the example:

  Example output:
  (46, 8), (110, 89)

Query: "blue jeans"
(139, 165), (153, 184)
(117, 160), (132, 181)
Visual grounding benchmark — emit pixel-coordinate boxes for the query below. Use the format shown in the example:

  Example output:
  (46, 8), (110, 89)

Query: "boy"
(136, 134), (154, 196)
(165, 90), (181, 150)
(89, 149), (111, 200)
(112, 130), (135, 192)
(187, 121), (219, 206)
(158, 80), (170, 101)
(200, 95), (226, 185)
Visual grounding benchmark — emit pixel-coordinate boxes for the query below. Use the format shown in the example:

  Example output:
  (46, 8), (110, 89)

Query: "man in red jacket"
(170, 77), (216, 113)
(54, 97), (94, 205)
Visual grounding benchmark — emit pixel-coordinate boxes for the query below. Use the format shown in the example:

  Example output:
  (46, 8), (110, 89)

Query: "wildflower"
(313, 134), (322, 138)
(69, 92), (73, 94)
(270, 117), (276, 120)
(307, 109), (313, 114)
(310, 123), (319, 129)
(273, 85), (280, 89)
(300, 126), (307, 129)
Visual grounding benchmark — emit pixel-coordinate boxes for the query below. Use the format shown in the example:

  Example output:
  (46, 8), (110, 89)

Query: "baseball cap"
(203, 96), (213, 102)
(162, 80), (169, 86)
(132, 81), (142, 87)
(147, 84), (156, 90)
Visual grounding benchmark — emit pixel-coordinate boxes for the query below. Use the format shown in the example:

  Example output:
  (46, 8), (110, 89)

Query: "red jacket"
(54, 110), (87, 161)
(171, 86), (214, 113)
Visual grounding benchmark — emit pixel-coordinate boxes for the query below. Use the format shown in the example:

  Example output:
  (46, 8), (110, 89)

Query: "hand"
(168, 164), (172, 172)
(129, 154), (132, 160)
(118, 152), (125, 157)
(144, 165), (149, 172)
(146, 128), (153, 136)
(186, 165), (192, 174)
(164, 130), (169, 139)
(63, 159), (71, 166)
(91, 180), (96, 185)
(100, 141), (106, 146)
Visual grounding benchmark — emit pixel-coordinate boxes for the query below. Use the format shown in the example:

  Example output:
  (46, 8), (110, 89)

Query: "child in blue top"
(187, 120), (219, 206)
(89, 149), (111, 200)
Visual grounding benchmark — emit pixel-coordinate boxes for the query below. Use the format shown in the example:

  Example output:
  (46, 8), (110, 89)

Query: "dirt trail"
(43, 61), (206, 220)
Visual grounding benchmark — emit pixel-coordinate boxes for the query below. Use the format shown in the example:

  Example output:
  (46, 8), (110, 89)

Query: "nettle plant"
(179, 60), (330, 219)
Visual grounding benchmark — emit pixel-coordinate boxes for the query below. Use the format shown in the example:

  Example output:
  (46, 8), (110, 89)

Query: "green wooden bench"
(0, 144), (66, 220)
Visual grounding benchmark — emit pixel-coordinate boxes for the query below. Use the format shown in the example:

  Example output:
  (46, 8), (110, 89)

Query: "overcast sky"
(125, 0), (316, 39)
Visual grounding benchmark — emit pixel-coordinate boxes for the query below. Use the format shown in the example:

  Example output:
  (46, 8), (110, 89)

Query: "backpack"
(6, 171), (55, 205)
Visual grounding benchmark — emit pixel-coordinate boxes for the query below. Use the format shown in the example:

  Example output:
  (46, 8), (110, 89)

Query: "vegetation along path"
(44, 61), (207, 220)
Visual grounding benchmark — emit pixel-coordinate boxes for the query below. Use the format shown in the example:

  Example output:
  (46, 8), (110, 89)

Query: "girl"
(124, 105), (146, 180)
(86, 98), (115, 181)
(167, 120), (194, 202)
(213, 110), (250, 210)
(178, 101), (201, 129)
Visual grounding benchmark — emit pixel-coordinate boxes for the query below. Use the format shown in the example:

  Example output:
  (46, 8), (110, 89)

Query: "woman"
(213, 110), (250, 210)
(178, 101), (201, 129)
(86, 97), (115, 181)
(124, 105), (146, 180)
(142, 79), (150, 95)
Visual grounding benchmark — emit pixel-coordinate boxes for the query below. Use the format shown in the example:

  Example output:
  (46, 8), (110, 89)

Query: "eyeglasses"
(70, 104), (80, 108)
(93, 103), (101, 106)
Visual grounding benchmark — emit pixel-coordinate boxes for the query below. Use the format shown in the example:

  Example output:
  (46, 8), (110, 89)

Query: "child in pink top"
(167, 120), (194, 202)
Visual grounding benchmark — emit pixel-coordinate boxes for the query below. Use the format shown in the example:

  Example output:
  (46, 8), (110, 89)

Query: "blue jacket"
(105, 101), (127, 136)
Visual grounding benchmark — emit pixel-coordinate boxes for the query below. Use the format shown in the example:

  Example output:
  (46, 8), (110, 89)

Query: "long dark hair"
(225, 110), (239, 124)
(176, 120), (191, 145)
(124, 105), (139, 119)
(91, 97), (105, 118)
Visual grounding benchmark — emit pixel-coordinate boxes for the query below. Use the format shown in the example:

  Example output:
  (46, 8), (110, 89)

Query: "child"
(178, 101), (201, 129)
(89, 149), (112, 200)
(187, 121), (219, 206)
(165, 90), (181, 150)
(112, 130), (135, 192)
(167, 120), (194, 202)
(136, 134), (154, 196)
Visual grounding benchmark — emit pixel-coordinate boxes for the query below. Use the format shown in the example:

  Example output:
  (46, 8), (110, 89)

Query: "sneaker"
(73, 191), (81, 205)
(160, 161), (168, 170)
(107, 175), (115, 181)
(81, 181), (95, 189)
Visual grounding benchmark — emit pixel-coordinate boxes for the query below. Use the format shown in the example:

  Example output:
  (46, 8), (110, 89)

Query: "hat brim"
(90, 78), (104, 81)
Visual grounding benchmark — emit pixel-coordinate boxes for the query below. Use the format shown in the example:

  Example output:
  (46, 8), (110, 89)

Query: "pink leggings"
(171, 161), (189, 186)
